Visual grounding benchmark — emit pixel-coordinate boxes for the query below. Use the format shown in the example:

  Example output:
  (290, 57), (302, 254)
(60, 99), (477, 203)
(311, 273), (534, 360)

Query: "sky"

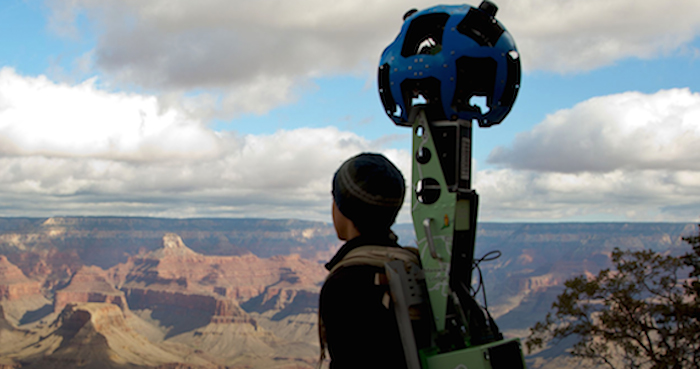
(0, 0), (699, 224)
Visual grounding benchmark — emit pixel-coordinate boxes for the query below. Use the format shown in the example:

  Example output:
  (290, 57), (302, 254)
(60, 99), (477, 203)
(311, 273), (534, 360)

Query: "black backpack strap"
(327, 245), (420, 276)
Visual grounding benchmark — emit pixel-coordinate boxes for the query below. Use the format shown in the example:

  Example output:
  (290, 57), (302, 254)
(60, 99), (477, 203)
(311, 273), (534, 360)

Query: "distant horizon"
(0, 214), (695, 225)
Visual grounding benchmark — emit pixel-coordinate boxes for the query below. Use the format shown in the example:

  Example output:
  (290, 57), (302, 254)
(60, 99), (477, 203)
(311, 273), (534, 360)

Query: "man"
(319, 152), (408, 368)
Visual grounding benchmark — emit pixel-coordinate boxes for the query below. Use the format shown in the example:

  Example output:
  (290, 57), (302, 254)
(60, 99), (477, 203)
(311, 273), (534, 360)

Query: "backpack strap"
(319, 245), (422, 368)
(327, 245), (420, 276)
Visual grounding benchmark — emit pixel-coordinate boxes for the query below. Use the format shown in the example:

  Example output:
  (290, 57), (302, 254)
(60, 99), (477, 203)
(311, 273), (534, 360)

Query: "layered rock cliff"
(0, 225), (330, 368)
(114, 233), (325, 326)
(0, 217), (340, 268)
(54, 266), (128, 313)
(20, 302), (217, 369)
(0, 256), (41, 302)
(0, 218), (695, 369)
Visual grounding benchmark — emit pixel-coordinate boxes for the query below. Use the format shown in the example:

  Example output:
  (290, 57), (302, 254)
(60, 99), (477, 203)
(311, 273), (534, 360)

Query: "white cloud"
(0, 69), (410, 220)
(45, 0), (410, 116)
(479, 88), (700, 221)
(45, 0), (700, 116)
(499, 0), (700, 72)
(218, 75), (300, 116)
(488, 88), (700, 173)
(0, 69), (696, 222)
(476, 169), (700, 221)
(0, 68), (221, 161)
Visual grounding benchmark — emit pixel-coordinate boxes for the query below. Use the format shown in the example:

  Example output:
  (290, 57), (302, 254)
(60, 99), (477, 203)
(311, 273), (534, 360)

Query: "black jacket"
(319, 235), (407, 369)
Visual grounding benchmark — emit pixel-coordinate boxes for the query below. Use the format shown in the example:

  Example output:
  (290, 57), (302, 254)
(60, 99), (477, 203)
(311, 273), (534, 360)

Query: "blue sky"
(0, 0), (699, 223)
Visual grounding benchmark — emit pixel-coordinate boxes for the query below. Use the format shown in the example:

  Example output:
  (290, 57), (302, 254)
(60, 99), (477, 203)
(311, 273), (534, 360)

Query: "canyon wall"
(0, 217), (695, 369)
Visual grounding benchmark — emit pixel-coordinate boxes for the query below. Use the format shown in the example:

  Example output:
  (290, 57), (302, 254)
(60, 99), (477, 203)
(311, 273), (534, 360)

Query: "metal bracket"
(422, 218), (440, 260)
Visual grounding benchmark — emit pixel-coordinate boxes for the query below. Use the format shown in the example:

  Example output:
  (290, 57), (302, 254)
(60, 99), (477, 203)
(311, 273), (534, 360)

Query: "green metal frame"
(411, 110), (457, 332)
(406, 109), (526, 369)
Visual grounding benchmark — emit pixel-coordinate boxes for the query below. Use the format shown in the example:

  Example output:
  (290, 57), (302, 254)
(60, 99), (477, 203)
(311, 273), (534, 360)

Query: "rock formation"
(114, 233), (325, 327)
(0, 218), (695, 369)
(0, 217), (342, 268)
(0, 226), (331, 367)
(0, 256), (50, 325)
(54, 265), (129, 313)
(18, 302), (217, 369)
(0, 256), (41, 301)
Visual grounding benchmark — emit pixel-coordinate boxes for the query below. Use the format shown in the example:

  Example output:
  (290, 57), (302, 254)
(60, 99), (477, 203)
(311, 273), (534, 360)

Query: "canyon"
(0, 217), (696, 368)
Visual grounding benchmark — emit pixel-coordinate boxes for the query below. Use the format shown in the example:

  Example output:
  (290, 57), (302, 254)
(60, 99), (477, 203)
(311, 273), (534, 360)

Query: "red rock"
(0, 256), (41, 301)
(54, 265), (129, 313)
(113, 234), (325, 318)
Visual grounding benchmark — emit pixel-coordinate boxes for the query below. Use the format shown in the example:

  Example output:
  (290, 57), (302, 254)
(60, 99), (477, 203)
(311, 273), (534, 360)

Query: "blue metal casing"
(378, 3), (520, 127)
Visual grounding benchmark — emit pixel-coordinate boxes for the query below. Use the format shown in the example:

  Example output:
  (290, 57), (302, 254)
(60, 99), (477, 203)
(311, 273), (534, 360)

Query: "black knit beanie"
(332, 153), (405, 235)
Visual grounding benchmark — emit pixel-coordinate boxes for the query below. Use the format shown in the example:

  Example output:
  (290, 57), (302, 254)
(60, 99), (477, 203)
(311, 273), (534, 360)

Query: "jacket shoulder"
(328, 245), (420, 275)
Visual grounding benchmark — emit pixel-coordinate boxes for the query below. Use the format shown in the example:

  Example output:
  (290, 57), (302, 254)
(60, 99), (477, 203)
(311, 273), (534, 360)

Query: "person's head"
(331, 153), (405, 240)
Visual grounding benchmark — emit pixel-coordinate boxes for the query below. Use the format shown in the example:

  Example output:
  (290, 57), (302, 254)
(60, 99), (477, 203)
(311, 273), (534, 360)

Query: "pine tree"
(526, 225), (700, 369)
